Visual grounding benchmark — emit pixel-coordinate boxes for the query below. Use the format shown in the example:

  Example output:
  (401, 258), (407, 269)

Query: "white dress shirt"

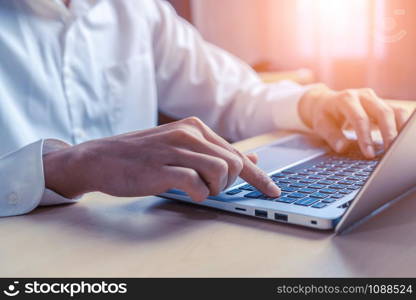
(0, 0), (309, 217)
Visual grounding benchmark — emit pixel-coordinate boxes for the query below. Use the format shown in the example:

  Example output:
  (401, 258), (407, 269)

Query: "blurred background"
(167, 0), (416, 100)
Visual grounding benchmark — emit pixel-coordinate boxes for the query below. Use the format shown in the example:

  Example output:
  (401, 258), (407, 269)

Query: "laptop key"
(260, 195), (277, 201)
(316, 180), (333, 185)
(308, 184), (326, 189)
(327, 176), (344, 181)
(310, 192), (329, 199)
(287, 192), (306, 199)
(226, 189), (242, 195)
(289, 176), (304, 180)
(239, 184), (255, 191)
(339, 189), (353, 194)
(275, 197), (297, 203)
(331, 193), (345, 199)
(322, 198), (337, 203)
(308, 175), (325, 180)
(346, 176), (361, 181)
(346, 185), (360, 190)
(338, 180), (355, 185)
(320, 188), (338, 194)
(272, 174), (286, 179)
(298, 188), (316, 194)
(295, 197), (319, 206)
(335, 172), (353, 177)
(355, 172), (369, 177)
(329, 184), (346, 190)
(244, 191), (263, 198)
(299, 179), (316, 184)
(281, 186), (297, 192)
(317, 172), (331, 176)
(289, 183), (308, 188)
(312, 202), (327, 208)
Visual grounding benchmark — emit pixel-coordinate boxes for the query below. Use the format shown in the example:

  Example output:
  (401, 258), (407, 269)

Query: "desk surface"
(2, 101), (416, 277)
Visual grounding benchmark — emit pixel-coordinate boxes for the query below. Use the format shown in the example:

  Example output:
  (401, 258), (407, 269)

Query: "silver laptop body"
(161, 111), (416, 234)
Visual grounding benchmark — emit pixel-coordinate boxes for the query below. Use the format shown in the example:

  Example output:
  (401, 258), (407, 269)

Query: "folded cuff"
(0, 140), (45, 217)
(270, 81), (313, 133)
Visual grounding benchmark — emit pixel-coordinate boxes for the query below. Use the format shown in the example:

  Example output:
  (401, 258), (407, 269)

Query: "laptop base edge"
(160, 192), (336, 230)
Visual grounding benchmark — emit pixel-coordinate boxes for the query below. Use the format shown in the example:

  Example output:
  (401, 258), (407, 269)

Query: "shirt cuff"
(39, 138), (82, 206)
(0, 140), (45, 217)
(269, 81), (313, 133)
(39, 188), (82, 206)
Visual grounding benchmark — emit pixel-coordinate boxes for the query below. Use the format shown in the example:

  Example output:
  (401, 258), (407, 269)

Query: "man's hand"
(299, 85), (412, 159)
(43, 117), (280, 201)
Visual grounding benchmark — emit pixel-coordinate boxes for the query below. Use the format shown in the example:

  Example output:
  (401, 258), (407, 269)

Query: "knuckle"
(337, 93), (356, 106)
(355, 115), (369, 125)
(183, 169), (199, 185)
(338, 90), (355, 100)
(213, 158), (228, 175)
(380, 105), (394, 115)
(378, 105), (394, 117)
(184, 116), (204, 127)
(361, 88), (376, 97)
(231, 156), (244, 173)
(173, 128), (191, 139)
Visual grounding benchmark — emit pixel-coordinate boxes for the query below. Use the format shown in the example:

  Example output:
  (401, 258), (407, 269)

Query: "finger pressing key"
(239, 156), (281, 197)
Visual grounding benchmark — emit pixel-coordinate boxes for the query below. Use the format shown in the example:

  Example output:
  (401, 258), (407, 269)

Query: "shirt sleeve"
(0, 140), (80, 217)
(152, 0), (311, 142)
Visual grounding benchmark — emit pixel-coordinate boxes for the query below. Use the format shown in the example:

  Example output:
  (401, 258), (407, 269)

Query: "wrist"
(299, 84), (331, 128)
(43, 140), (92, 198)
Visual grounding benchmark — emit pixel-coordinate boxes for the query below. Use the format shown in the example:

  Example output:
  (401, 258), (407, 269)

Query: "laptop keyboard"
(225, 150), (381, 209)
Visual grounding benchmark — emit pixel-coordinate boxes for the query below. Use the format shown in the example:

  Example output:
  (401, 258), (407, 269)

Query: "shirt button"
(8, 192), (18, 206)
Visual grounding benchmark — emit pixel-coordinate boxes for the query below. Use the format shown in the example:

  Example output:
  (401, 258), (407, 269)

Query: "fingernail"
(366, 145), (375, 158)
(267, 181), (281, 197)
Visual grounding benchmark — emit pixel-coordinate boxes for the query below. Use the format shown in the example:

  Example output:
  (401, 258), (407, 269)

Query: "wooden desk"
(1, 101), (416, 277)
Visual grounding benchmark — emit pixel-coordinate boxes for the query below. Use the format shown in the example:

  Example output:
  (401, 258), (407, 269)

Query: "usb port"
(235, 207), (246, 212)
(274, 213), (288, 222)
(254, 209), (268, 218)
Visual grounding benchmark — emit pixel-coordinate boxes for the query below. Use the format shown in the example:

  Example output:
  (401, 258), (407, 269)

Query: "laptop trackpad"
(233, 135), (327, 186)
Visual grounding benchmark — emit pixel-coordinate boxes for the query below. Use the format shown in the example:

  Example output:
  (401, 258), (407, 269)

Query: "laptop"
(160, 110), (416, 234)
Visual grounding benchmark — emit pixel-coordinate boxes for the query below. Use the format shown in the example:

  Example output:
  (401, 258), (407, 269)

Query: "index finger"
(359, 90), (397, 149)
(185, 117), (281, 197)
(239, 156), (281, 197)
(339, 93), (375, 158)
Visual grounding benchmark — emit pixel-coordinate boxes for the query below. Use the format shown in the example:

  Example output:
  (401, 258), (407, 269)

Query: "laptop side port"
(235, 207), (246, 212)
(274, 213), (288, 222)
(311, 220), (317, 225)
(254, 209), (268, 218)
